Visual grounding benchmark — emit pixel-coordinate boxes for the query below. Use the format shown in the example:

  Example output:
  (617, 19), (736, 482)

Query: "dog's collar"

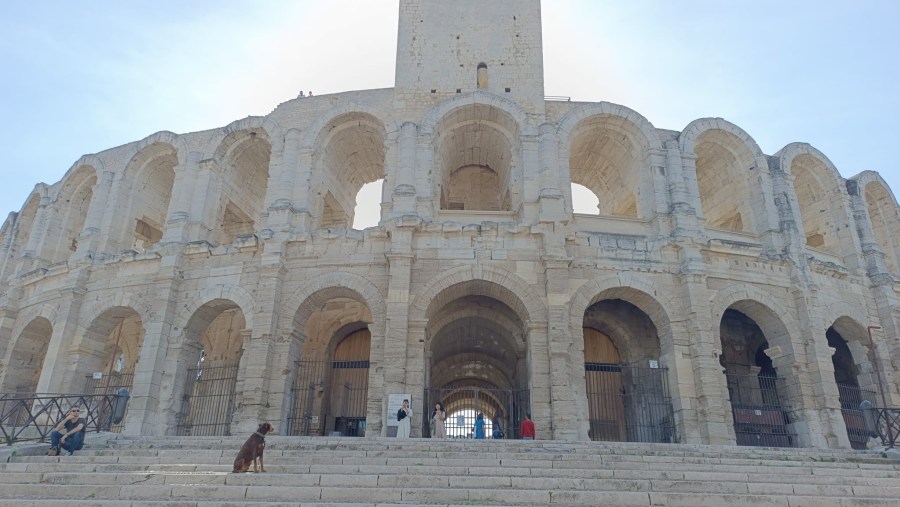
(254, 431), (266, 440)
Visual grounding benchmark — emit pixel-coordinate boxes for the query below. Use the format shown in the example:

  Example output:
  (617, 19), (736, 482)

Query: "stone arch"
(709, 284), (800, 353)
(308, 111), (389, 229)
(72, 305), (146, 392)
(117, 141), (179, 251)
(420, 91), (534, 136)
(47, 164), (97, 262)
(174, 286), (256, 337)
(679, 118), (771, 234)
(2, 311), (55, 393)
(209, 119), (281, 245)
(410, 264), (546, 325)
(559, 105), (660, 219)
(775, 143), (854, 255)
(284, 271), (387, 339)
(855, 171), (900, 274)
(0, 189), (44, 279)
(282, 272), (386, 436)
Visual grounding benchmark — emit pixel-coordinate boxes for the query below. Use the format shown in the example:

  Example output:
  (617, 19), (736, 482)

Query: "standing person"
(520, 413), (535, 440)
(431, 402), (446, 438)
(396, 399), (412, 438)
(492, 416), (504, 439)
(473, 412), (485, 439)
(48, 406), (86, 456)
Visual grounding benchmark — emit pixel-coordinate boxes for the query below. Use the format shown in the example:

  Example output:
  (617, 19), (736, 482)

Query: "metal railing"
(836, 384), (877, 450)
(861, 401), (899, 449)
(175, 362), (239, 436)
(0, 392), (127, 445)
(585, 363), (677, 443)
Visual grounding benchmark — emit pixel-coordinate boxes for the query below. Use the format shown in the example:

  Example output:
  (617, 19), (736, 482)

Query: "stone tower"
(394, 0), (545, 114)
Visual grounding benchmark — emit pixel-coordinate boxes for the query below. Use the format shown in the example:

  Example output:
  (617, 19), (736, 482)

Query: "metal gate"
(837, 383), (877, 450)
(287, 359), (369, 436)
(726, 373), (797, 447)
(585, 363), (677, 443)
(175, 361), (239, 436)
(83, 369), (134, 433)
(423, 387), (529, 439)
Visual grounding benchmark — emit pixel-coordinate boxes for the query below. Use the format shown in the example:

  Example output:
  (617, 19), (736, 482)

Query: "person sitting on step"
(48, 406), (86, 456)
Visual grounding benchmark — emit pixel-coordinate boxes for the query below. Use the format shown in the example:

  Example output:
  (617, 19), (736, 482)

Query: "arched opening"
(351, 179), (384, 230)
(571, 183), (600, 214)
(289, 295), (373, 437)
(123, 144), (176, 250)
(864, 181), (900, 274)
(719, 308), (796, 447)
(791, 155), (845, 254)
(695, 130), (758, 233)
(176, 301), (247, 436)
(423, 281), (530, 439)
(476, 62), (488, 89)
(77, 308), (144, 394)
(827, 318), (877, 449)
(568, 115), (648, 218)
(50, 167), (96, 262)
(2, 317), (52, 394)
(436, 104), (517, 212)
(316, 113), (386, 229)
(582, 299), (674, 442)
(0, 194), (40, 280)
(216, 130), (271, 245)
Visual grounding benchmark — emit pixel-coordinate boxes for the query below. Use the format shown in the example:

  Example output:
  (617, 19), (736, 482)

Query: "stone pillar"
(391, 122), (418, 216)
(381, 234), (415, 435)
(20, 194), (52, 271)
(122, 254), (184, 435)
(72, 170), (115, 262)
(544, 257), (579, 439)
(537, 124), (565, 223)
(665, 140), (702, 241)
(0, 290), (20, 388)
(289, 146), (315, 234)
(234, 259), (287, 433)
(415, 132), (434, 220)
(37, 269), (90, 392)
(526, 323), (552, 439)
(161, 153), (202, 244)
(677, 271), (732, 445)
(265, 130), (301, 238)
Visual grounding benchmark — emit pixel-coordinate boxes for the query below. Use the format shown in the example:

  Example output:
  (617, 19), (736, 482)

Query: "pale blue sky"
(2, 1), (898, 224)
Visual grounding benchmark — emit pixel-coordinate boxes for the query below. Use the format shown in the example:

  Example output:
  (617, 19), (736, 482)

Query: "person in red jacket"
(520, 413), (535, 440)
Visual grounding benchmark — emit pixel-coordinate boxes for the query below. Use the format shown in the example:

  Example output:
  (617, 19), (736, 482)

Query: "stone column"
(161, 153), (202, 244)
(38, 268), (90, 392)
(543, 257), (579, 439)
(289, 147), (315, 234)
(20, 194), (52, 271)
(415, 132), (434, 220)
(72, 170), (115, 262)
(381, 234), (415, 434)
(0, 289), (21, 388)
(391, 122), (418, 216)
(265, 130), (301, 239)
(537, 124), (565, 223)
(122, 253), (185, 436)
(234, 259), (286, 433)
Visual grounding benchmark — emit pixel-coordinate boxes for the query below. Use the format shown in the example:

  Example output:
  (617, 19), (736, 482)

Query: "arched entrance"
(2, 317), (52, 394)
(78, 307), (144, 432)
(423, 283), (530, 439)
(175, 301), (247, 436)
(582, 299), (675, 443)
(719, 308), (797, 447)
(288, 296), (373, 437)
(827, 318), (877, 449)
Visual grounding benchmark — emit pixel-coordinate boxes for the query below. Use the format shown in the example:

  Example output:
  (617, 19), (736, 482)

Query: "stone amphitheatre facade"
(1, 0), (899, 449)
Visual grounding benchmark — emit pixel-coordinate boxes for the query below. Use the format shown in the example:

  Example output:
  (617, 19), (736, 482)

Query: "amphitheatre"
(1, 0), (899, 455)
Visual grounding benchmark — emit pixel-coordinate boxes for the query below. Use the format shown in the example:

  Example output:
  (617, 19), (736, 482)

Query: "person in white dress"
(396, 399), (412, 438)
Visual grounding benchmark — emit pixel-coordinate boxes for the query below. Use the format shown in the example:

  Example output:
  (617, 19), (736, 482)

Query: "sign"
(92, 372), (103, 380)
(648, 360), (659, 369)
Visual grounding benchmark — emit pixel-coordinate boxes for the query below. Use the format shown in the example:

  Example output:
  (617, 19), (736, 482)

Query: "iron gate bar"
(836, 383), (877, 450)
(176, 362), (239, 437)
(289, 359), (369, 436)
(726, 373), (797, 448)
(83, 369), (135, 434)
(584, 363), (677, 443)
(423, 387), (529, 439)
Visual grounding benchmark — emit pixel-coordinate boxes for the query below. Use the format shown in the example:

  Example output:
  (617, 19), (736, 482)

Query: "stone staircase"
(1, 435), (899, 506)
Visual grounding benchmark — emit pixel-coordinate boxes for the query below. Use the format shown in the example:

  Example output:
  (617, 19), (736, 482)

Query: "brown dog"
(232, 422), (274, 473)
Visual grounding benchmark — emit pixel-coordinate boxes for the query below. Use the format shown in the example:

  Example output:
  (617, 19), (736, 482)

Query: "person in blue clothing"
(48, 406), (86, 456)
(473, 412), (485, 439)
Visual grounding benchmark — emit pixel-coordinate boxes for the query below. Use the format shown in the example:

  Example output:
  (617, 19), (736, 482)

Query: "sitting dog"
(232, 422), (274, 473)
